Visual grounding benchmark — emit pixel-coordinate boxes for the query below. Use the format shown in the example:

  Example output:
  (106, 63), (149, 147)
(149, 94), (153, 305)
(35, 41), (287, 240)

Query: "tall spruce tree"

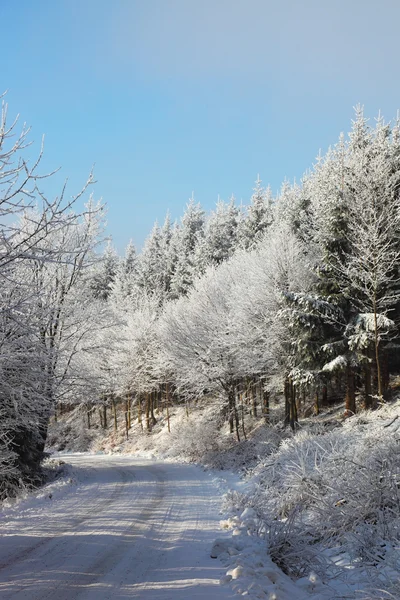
(240, 176), (273, 249)
(170, 197), (205, 298)
(195, 196), (239, 272)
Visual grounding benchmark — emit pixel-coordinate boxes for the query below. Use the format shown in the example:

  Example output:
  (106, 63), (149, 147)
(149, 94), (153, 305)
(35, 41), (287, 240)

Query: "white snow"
(0, 454), (237, 599)
(4, 400), (400, 600)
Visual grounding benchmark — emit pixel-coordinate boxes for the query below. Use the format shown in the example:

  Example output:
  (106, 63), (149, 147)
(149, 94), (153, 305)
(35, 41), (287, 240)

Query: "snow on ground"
(0, 452), (331, 600)
(213, 400), (400, 600)
(38, 398), (400, 599)
(0, 459), (80, 518)
(0, 454), (240, 600)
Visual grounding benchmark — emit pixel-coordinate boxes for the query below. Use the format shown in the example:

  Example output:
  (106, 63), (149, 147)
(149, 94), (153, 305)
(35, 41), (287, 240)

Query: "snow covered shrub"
(267, 508), (327, 578)
(361, 577), (400, 600)
(46, 408), (98, 453)
(0, 439), (21, 500)
(240, 409), (400, 579)
(159, 404), (226, 462)
(206, 422), (285, 472)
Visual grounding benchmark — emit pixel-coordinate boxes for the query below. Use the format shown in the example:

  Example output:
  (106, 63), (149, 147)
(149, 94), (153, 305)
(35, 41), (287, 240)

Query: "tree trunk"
(150, 391), (157, 427)
(103, 404), (107, 429)
(156, 389), (160, 415)
(263, 388), (270, 424)
(289, 381), (298, 431)
(138, 395), (143, 431)
(251, 380), (257, 418)
(373, 298), (383, 401)
(124, 409), (129, 440)
(228, 386), (240, 441)
(315, 390), (320, 416)
(345, 364), (356, 415)
(284, 378), (290, 427)
(234, 404), (240, 442)
(126, 396), (131, 429)
(228, 387), (235, 434)
(240, 392), (247, 441)
(112, 398), (118, 431)
(145, 392), (150, 431)
(165, 383), (171, 433)
(364, 358), (373, 409)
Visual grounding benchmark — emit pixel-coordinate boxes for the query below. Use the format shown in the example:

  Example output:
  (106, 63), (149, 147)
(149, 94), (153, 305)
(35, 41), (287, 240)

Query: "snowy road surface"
(0, 455), (236, 599)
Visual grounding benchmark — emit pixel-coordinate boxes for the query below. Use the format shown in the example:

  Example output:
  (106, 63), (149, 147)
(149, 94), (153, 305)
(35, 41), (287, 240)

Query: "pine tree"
(136, 222), (164, 300)
(287, 108), (400, 412)
(111, 240), (138, 302)
(170, 197), (205, 298)
(195, 196), (239, 272)
(90, 241), (120, 301)
(240, 176), (273, 249)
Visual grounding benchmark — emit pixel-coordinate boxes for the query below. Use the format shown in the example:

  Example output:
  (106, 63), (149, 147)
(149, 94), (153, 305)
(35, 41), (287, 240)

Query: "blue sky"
(2, 0), (400, 250)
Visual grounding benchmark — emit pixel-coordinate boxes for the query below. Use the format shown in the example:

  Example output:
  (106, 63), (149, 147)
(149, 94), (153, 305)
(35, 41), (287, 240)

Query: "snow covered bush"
(239, 405), (400, 582)
(160, 404), (224, 462)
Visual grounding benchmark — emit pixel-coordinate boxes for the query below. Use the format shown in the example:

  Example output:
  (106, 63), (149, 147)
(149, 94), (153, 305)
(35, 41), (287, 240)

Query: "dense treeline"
(98, 106), (400, 438)
(2, 101), (400, 496)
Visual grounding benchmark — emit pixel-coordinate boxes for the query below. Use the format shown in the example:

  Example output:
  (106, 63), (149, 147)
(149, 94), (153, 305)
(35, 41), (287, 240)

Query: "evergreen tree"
(240, 176), (273, 249)
(136, 213), (178, 304)
(195, 196), (239, 272)
(90, 241), (119, 301)
(285, 108), (400, 413)
(170, 197), (205, 298)
(136, 222), (164, 300)
(111, 240), (138, 302)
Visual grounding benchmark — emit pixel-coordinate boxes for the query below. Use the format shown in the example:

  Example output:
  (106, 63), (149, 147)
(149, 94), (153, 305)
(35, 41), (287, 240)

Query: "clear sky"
(2, 0), (400, 250)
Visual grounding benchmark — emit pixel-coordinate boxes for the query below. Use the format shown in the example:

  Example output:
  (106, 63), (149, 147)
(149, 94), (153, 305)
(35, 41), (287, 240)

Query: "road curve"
(0, 455), (235, 599)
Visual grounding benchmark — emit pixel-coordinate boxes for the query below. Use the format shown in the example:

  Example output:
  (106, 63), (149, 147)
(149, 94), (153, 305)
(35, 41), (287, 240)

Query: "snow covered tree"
(337, 115), (400, 402)
(90, 241), (119, 301)
(18, 199), (105, 428)
(111, 240), (138, 302)
(159, 264), (244, 439)
(284, 108), (400, 413)
(170, 197), (205, 298)
(159, 212), (176, 299)
(195, 196), (240, 272)
(135, 213), (177, 304)
(0, 97), (106, 493)
(239, 176), (273, 249)
(135, 222), (164, 299)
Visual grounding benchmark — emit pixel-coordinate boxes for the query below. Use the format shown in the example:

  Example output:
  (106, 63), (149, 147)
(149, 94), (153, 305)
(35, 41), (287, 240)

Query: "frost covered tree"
(195, 196), (240, 272)
(18, 198), (105, 436)
(135, 214), (177, 304)
(90, 240), (119, 301)
(170, 197), (205, 298)
(0, 97), (105, 494)
(283, 108), (400, 413)
(337, 114), (400, 403)
(103, 291), (161, 431)
(158, 220), (312, 432)
(159, 264), (244, 439)
(135, 222), (164, 299)
(239, 176), (274, 249)
(111, 240), (138, 302)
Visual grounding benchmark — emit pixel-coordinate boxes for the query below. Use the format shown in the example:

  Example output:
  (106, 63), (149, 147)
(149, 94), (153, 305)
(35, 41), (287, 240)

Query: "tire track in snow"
(0, 457), (234, 600)
(0, 461), (132, 573)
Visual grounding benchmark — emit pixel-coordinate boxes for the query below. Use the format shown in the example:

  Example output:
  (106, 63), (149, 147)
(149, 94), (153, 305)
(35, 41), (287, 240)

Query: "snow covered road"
(0, 455), (236, 599)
